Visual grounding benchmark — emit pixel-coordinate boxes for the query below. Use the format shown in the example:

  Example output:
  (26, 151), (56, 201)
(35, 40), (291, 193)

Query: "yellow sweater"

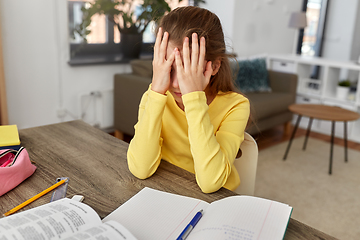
(127, 86), (250, 193)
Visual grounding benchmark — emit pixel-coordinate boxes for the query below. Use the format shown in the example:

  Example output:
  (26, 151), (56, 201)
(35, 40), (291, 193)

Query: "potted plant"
(73, 0), (205, 59)
(336, 79), (351, 100)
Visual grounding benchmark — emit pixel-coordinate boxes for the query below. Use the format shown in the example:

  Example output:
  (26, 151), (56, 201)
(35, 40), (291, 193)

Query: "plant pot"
(120, 33), (143, 59)
(336, 86), (350, 100)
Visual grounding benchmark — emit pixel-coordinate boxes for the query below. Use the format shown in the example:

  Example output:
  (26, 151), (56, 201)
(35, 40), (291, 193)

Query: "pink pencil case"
(0, 147), (36, 196)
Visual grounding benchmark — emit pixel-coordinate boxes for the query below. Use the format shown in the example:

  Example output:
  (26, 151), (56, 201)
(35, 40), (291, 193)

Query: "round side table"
(283, 104), (360, 174)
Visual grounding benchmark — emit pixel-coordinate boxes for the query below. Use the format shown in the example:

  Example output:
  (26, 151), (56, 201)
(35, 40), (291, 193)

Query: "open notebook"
(104, 187), (293, 240)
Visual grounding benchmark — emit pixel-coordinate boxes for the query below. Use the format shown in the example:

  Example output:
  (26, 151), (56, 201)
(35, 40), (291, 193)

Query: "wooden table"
(283, 104), (360, 174)
(0, 120), (337, 240)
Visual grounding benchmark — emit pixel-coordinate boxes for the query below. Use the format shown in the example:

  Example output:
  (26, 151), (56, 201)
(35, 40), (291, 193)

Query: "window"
(298, 0), (329, 57)
(297, 0), (329, 82)
(68, 0), (189, 66)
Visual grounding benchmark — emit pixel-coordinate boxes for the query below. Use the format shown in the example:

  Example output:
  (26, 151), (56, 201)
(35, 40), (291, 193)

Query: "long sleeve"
(182, 91), (250, 193)
(127, 88), (167, 179)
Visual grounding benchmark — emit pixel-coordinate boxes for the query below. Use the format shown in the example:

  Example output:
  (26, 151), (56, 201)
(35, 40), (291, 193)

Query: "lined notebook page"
(102, 187), (209, 240)
(187, 196), (292, 240)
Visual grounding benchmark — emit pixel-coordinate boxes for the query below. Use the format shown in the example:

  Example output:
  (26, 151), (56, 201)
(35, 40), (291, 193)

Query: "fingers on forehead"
(183, 33), (206, 51)
(184, 30), (206, 41)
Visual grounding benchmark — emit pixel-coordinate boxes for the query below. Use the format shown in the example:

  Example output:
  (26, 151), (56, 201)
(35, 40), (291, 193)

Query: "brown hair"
(156, 6), (237, 97)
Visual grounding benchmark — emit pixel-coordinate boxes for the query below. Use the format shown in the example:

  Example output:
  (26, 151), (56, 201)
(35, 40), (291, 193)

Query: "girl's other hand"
(151, 28), (176, 95)
(175, 33), (213, 95)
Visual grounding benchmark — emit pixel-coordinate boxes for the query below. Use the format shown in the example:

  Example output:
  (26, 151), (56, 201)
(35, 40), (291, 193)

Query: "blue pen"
(176, 209), (203, 240)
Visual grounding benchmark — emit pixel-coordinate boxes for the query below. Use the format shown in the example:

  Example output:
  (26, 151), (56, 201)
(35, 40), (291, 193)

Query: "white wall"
(231, 0), (303, 56)
(351, 2), (360, 62)
(200, 0), (236, 52)
(322, 0), (359, 62)
(319, 0), (359, 80)
(0, 0), (131, 130)
(202, 0), (302, 56)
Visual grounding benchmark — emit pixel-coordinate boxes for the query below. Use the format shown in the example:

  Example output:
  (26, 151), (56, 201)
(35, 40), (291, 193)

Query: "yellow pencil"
(3, 179), (67, 217)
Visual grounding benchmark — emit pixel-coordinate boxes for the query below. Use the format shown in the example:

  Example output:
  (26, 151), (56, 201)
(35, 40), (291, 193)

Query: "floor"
(253, 124), (360, 151)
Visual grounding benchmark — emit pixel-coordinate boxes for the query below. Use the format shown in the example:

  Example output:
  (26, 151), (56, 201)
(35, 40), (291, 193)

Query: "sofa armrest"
(268, 70), (298, 94)
(114, 74), (151, 136)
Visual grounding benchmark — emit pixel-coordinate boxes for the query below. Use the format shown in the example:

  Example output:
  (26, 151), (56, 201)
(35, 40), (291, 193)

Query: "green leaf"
(338, 80), (351, 87)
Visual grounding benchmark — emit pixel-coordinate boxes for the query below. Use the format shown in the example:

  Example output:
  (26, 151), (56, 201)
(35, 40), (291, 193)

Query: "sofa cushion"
(246, 92), (293, 120)
(130, 59), (153, 78)
(235, 58), (271, 93)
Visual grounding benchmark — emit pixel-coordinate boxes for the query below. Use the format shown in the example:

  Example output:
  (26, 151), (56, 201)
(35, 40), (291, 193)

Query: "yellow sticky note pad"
(0, 125), (20, 147)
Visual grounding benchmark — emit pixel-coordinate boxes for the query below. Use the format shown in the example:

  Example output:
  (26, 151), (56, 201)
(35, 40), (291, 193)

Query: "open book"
(0, 198), (137, 240)
(0, 187), (292, 240)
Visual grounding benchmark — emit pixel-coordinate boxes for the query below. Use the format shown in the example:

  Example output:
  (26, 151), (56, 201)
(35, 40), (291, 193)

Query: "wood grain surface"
(289, 104), (359, 121)
(0, 120), (338, 240)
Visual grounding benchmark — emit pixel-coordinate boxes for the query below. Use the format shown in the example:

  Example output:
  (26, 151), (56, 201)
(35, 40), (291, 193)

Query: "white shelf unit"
(268, 54), (360, 142)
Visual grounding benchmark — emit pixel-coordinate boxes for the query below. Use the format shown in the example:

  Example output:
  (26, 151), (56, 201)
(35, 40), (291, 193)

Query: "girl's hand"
(174, 33), (213, 95)
(151, 28), (176, 95)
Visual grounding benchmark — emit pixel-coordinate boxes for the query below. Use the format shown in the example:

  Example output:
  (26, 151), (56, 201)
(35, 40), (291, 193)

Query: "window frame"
(68, 0), (194, 66)
(68, 1), (154, 66)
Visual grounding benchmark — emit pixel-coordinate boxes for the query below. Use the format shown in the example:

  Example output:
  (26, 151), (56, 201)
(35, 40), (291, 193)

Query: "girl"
(127, 6), (250, 193)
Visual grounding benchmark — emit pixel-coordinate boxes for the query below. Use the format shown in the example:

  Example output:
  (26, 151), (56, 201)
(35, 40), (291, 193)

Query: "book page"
(103, 187), (210, 240)
(187, 196), (292, 240)
(0, 198), (102, 240)
(63, 220), (137, 240)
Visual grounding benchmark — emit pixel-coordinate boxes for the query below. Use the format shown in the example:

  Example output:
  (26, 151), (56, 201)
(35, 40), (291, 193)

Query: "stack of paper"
(0, 125), (21, 150)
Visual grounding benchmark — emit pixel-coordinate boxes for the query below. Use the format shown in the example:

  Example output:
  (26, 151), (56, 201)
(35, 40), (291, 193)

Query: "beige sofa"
(114, 60), (297, 137)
